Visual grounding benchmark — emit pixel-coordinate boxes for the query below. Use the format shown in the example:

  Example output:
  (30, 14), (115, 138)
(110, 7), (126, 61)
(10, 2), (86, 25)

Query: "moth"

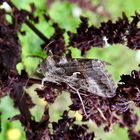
(37, 55), (117, 98)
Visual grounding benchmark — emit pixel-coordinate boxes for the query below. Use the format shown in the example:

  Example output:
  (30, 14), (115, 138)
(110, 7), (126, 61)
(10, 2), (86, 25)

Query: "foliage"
(0, 0), (140, 140)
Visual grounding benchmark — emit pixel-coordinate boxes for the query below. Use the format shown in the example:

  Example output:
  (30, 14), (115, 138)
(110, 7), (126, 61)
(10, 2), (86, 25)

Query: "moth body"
(37, 56), (116, 98)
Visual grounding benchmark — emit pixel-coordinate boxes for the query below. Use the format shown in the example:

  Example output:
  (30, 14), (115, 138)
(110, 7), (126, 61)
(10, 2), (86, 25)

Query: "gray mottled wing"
(57, 59), (116, 98)
(37, 56), (116, 98)
(82, 59), (116, 97)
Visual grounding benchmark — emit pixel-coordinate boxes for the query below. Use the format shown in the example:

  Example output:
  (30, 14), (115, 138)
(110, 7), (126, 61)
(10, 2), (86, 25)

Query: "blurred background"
(0, 0), (140, 140)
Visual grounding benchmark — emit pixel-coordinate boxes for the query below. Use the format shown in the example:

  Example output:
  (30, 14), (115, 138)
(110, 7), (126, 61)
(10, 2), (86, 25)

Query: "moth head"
(36, 56), (56, 75)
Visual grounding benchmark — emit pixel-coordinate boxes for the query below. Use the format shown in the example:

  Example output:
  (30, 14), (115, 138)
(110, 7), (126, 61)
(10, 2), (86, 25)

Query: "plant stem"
(6, 0), (49, 43)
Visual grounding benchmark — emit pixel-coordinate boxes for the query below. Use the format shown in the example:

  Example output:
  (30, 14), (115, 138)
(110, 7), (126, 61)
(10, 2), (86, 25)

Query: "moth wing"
(41, 56), (116, 98)
(82, 59), (116, 97)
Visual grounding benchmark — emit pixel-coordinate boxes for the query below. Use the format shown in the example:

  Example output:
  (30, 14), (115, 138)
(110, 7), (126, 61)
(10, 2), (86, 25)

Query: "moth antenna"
(26, 40), (55, 64)
(39, 40), (55, 64)
(44, 40), (55, 52)
(44, 40), (55, 56)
